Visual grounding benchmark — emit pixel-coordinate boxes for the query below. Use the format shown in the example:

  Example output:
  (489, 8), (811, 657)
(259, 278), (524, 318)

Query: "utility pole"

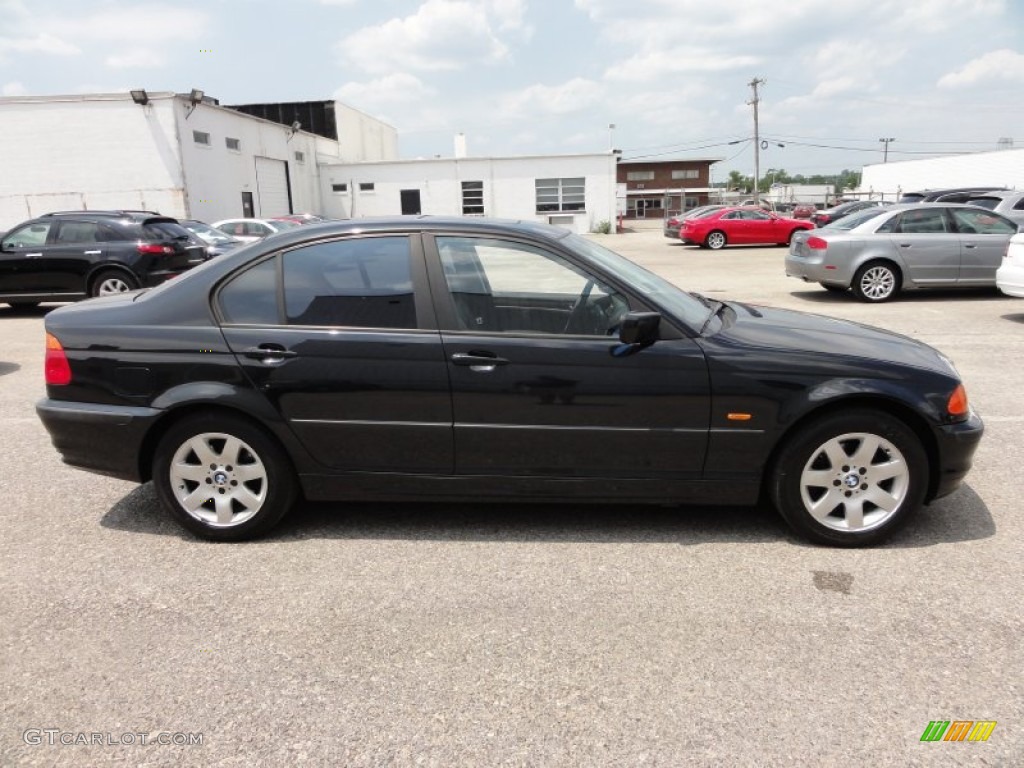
(748, 77), (765, 205)
(879, 137), (895, 163)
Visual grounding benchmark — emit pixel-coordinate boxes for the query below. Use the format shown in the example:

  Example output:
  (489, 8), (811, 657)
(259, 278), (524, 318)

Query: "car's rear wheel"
(705, 231), (727, 250)
(770, 409), (927, 547)
(852, 261), (900, 302)
(90, 270), (138, 297)
(152, 413), (297, 541)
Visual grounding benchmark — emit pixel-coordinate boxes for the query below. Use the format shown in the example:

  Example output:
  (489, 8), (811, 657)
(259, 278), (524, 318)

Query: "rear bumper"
(36, 398), (160, 482)
(995, 262), (1024, 298)
(930, 410), (985, 500)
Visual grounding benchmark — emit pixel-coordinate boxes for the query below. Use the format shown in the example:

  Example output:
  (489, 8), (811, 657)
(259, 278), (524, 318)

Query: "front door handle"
(84, 250), (102, 255)
(25, 252), (42, 258)
(451, 352), (509, 372)
(963, 243), (977, 249)
(242, 344), (297, 363)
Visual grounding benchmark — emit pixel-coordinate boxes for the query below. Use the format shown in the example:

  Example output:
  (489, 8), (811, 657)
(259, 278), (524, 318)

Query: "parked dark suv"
(0, 210), (206, 309)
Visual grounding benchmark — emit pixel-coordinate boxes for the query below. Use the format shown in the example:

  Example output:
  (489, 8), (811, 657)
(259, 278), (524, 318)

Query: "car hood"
(706, 302), (954, 374)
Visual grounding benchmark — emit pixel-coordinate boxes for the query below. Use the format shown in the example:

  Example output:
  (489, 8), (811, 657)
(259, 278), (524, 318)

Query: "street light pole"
(879, 137), (895, 163)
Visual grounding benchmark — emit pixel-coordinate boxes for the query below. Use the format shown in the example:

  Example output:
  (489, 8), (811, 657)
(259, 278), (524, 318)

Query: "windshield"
(270, 219), (301, 231)
(821, 208), (891, 231)
(183, 221), (237, 244)
(564, 233), (709, 330)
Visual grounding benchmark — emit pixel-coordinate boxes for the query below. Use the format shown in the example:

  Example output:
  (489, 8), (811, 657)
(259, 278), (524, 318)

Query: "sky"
(1, 0), (1023, 181)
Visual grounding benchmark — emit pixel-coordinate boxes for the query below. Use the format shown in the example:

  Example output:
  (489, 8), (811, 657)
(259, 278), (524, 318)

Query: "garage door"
(254, 157), (291, 217)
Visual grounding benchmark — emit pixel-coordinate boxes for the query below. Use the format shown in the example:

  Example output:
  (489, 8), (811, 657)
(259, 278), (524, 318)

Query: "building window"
(535, 177), (585, 213)
(193, 130), (211, 146)
(294, 151), (305, 163)
(359, 182), (375, 192)
(331, 183), (348, 194)
(626, 171), (655, 181)
(671, 169), (699, 180)
(225, 137), (240, 152)
(461, 181), (484, 215)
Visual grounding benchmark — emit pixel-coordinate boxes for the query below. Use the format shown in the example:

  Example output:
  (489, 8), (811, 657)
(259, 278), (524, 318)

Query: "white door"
(254, 157), (290, 218)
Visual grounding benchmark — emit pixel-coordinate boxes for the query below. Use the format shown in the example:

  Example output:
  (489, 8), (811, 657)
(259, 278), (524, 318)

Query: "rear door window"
(54, 220), (102, 244)
(282, 236), (416, 329)
(894, 209), (949, 234)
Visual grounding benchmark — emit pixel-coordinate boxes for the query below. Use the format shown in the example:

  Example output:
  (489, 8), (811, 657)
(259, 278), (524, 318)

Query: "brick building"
(617, 157), (722, 220)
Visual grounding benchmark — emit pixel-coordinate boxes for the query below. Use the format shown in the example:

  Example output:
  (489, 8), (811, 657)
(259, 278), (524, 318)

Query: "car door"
(718, 210), (749, 243)
(0, 219), (58, 295)
(885, 208), (959, 284)
(40, 219), (109, 294)
(947, 207), (1017, 285)
(216, 233), (454, 474)
(746, 210), (776, 243)
(423, 233), (710, 488)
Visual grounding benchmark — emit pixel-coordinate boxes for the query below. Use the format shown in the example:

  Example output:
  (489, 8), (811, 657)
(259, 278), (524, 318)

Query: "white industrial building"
(0, 89), (618, 234)
(322, 151), (618, 234)
(859, 148), (1024, 199)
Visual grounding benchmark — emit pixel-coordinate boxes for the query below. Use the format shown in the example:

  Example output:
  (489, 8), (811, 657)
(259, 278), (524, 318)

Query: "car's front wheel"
(152, 412), (298, 541)
(770, 409), (928, 547)
(705, 231), (727, 250)
(852, 261), (901, 302)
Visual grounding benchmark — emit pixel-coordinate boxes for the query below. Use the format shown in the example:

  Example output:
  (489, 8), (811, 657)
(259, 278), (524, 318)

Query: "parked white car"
(996, 232), (1024, 297)
(212, 217), (300, 243)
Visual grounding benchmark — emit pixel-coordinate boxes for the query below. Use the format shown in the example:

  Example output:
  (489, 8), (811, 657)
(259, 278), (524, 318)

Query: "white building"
(859, 149), (1024, 199)
(321, 152), (618, 234)
(0, 89), (618, 234)
(0, 90), (395, 229)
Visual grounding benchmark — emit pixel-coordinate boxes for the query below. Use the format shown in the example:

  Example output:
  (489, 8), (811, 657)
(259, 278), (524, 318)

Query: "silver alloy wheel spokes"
(708, 232), (725, 249)
(799, 432), (910, 532)
(859, 266), (895, 300)
(98, 277), (132, 295)
(169, 432), (267, 527)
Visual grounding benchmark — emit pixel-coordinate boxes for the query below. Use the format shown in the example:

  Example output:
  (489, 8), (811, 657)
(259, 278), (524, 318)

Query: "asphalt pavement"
(1, 228), (1021, 766)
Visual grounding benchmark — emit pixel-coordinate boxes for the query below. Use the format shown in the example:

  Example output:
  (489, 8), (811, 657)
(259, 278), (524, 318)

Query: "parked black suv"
(0, 210), (207, 309)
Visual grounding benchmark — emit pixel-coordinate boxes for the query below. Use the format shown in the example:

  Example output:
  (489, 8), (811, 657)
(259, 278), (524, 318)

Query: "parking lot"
(2, 227), (1021, 766)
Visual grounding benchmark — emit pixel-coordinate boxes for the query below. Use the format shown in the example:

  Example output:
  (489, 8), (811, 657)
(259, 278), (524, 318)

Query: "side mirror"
(618, 311), (661, 346)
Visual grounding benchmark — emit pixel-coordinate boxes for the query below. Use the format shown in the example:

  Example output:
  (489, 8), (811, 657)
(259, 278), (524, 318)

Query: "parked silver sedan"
(786, 204), (1019, 302)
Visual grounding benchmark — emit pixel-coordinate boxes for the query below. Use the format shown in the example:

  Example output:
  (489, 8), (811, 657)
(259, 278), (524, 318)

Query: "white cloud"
(500, 78), (605, 118)
(338, 0), (515, 74)
(938, 49), (1024, 88)
(335, 73), (435, 106)
(2, 81), (27, 96)
(606, 48), (760, 83)
(105, 49), (164, 69)
(0, 33), (79, 56)
(44, 4), (207, 43)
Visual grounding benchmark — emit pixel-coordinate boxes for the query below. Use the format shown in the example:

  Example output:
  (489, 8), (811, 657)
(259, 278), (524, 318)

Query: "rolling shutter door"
(254, 157), (291, 217)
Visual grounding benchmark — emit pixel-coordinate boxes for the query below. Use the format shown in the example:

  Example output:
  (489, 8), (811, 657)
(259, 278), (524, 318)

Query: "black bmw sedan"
(36, 217), (983, 546)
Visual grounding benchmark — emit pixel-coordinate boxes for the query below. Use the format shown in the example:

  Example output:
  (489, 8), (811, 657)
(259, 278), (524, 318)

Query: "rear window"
(142, 221), (192, 241)
(827, 208), (892, 231)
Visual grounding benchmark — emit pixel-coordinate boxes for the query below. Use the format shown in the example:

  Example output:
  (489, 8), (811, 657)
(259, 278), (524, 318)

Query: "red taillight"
(45, 333), (72, 386)
(137, 243), (174, 255)
(806, 236), (828, 250)
(947, 384), (969, 417)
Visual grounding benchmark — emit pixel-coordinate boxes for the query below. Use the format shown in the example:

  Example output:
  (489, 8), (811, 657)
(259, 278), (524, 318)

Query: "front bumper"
(36, 398), (161, 482)
(930, 409), (985, 501)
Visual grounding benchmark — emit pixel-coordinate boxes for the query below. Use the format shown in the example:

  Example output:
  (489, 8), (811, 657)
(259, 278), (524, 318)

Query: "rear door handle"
(84, 250), (102, 255)
(242, 344), (297, 363)
(963, 244), (977, 249)
(451, 352), (509, 371)
(25, 252), (42, 258)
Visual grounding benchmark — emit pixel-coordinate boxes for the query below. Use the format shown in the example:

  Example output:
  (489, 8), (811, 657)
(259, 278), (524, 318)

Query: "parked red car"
(680, 206), (815, 249)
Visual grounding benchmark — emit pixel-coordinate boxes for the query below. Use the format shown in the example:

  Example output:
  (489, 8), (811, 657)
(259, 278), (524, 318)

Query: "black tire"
(152, 412), (298, 541)
(705, 230), (727, 250)
(851, 261), (901, 302)
(769, 409), (928, 547)
(90, 269), (139, 298)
